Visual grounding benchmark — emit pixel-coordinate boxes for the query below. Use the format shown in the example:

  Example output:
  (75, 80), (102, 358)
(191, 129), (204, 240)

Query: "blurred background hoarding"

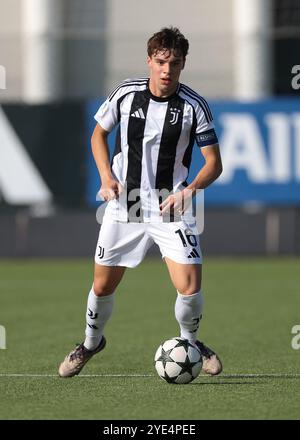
(0, 0), (300, 257)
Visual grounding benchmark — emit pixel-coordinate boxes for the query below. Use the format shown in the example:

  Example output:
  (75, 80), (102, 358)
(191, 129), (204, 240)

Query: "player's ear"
(182, 58), (186, 70)
(147, 56), (152, 67)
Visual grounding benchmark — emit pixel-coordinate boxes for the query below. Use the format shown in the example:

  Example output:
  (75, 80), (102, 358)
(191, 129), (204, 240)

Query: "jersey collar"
(146, 79), (180, 102)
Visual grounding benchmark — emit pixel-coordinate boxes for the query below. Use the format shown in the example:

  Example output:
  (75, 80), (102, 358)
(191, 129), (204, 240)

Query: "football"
(154, 337), (203, 384)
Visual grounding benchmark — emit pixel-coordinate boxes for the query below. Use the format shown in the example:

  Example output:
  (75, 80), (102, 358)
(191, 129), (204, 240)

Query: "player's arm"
(184, 143), (223, 195)
(91, 123), (122, 201)
(186, 100), (222, 193)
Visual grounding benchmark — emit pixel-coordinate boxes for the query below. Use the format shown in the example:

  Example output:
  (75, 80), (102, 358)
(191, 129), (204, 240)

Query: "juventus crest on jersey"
(94, 78), (218, 221)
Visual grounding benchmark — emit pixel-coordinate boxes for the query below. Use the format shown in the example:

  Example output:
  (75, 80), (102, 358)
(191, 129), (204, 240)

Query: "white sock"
(175, 290), (204, 343)
(84, 288), (115, 350)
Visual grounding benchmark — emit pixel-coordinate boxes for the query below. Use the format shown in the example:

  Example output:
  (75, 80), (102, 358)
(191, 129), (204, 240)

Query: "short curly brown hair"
(147, 27), (189, 60)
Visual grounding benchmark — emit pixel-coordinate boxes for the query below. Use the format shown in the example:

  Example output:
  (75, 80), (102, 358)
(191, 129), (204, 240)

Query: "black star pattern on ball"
(172, 338), (195, 351)
(163, 370), (177, 384)
(156, 347), (175, 369)
(176, 356), (199, 377)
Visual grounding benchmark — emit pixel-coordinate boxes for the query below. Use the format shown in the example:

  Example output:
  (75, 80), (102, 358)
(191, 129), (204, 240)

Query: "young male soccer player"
(59, 27), (223, 377)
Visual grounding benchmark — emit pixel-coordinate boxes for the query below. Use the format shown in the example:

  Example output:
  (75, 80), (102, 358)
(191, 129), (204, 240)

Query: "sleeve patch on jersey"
(196, 128), (218, 147)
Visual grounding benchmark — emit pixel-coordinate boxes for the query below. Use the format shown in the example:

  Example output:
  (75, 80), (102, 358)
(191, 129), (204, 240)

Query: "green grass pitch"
(0, 257), (300, 420)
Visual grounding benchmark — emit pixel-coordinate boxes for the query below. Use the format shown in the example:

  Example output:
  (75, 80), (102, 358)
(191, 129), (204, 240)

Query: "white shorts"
(94, 215), (202, 268)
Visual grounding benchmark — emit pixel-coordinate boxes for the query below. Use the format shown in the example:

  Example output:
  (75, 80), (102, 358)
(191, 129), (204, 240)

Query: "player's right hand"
(98, 178), (123, 201)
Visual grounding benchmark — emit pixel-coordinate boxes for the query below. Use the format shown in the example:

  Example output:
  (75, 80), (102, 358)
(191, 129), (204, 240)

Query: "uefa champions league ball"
(154, 337), (203, 384)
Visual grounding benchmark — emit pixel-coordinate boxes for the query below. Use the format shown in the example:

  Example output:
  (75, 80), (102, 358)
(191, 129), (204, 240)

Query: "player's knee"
(93, 279), (115, 297)
(178, 288), (200, 296)
(176, 283), (201, 296)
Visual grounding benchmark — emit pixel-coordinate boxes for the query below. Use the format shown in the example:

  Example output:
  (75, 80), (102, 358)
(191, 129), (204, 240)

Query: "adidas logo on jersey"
(131, 108), (145, 119)
(188, 248), (200, 258)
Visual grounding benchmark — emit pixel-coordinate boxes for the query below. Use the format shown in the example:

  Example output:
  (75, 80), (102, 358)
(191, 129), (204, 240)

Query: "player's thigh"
(93, 263), (126, 296)
(164, 257), (202, 295)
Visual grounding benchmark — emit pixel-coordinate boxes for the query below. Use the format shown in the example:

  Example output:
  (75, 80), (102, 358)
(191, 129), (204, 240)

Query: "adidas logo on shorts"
(188, 248), (200, 258)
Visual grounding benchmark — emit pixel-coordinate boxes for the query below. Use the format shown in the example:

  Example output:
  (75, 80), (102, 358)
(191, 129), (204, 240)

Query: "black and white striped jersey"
(94, 78), (218, 221)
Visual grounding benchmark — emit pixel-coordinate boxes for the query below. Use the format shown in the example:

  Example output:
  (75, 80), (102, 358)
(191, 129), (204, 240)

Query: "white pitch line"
(0, 373), (300, 378)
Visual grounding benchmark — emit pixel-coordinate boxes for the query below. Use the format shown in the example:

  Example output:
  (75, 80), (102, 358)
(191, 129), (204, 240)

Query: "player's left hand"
(159, 188), (193, 216)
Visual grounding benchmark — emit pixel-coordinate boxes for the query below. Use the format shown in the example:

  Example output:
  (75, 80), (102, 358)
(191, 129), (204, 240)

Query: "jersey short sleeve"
(94, 97), (119, 133)
(94, 78), (148, 132)
(94, 79), (132, 132)
(194, 100), (218, 148)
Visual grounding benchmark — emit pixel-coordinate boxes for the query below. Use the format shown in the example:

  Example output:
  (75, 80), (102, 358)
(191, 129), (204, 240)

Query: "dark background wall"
(2, 103), (87, 207)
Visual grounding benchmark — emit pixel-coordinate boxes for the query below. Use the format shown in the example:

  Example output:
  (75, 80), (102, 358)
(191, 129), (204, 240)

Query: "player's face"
(147, 50), (185, 98)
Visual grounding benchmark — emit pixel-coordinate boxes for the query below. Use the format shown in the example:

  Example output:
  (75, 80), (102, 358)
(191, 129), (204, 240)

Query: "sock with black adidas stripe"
(84, 288), (115, 351)
(174, 290), (204, 343)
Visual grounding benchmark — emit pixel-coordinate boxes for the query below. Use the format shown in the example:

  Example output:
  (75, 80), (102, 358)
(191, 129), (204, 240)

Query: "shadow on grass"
(190, 373), (300, 385)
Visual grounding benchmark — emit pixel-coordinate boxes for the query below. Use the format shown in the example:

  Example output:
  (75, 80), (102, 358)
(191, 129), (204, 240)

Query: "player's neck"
(148, 80), (179, 99)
